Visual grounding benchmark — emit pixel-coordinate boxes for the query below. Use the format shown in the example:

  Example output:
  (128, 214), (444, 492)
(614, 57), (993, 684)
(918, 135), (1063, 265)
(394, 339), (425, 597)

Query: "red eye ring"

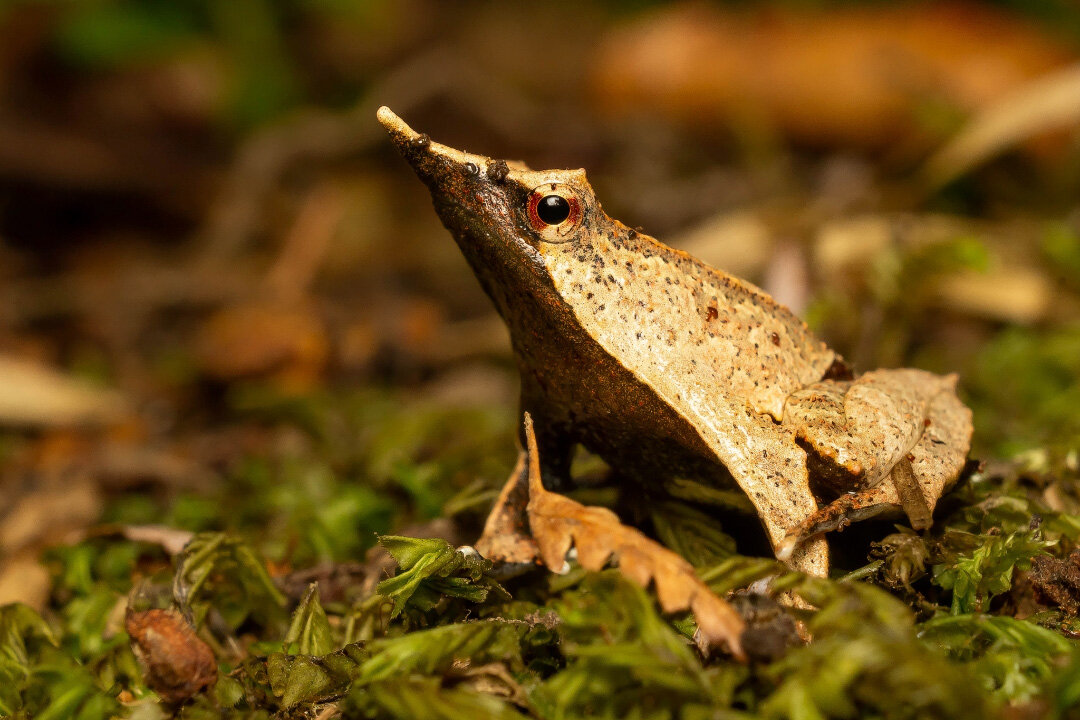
(527, 191), (581, 232)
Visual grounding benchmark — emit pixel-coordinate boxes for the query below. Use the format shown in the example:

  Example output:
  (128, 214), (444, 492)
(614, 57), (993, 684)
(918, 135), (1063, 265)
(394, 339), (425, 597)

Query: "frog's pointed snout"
(377, 106), (494, 193)
(377, 106), (418, 146)
(377, 105), (446, 182)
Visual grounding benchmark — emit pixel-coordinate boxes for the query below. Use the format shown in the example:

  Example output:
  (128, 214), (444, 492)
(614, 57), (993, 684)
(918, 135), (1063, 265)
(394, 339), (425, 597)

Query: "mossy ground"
(3, 378), (1080, 719)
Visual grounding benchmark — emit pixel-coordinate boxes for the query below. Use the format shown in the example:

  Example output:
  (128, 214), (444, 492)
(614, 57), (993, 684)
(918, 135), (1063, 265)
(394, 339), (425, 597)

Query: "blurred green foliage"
(966, 325), (1080, 456)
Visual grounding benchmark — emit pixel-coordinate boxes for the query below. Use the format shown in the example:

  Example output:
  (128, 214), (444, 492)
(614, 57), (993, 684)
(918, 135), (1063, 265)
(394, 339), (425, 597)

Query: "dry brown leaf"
(520, 414), (746, 660)
(0, 354), (125, 427)
(126, 607), (217, 703)
(591, 3), (1074, 149)
(0, 550), (51, 610)
(0, 477), (103, 553)
(194, 300), (329, 390)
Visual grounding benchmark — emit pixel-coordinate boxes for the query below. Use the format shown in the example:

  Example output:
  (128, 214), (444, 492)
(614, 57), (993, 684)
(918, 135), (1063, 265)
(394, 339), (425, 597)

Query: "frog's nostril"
(411, 133), (430, 151)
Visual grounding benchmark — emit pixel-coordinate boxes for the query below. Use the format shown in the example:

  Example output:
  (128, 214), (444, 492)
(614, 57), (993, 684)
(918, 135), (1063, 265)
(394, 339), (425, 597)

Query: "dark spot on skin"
(412, 133), (430, 150)
(487, 159), (509, 183)
(924, 418), (932, 427)
(550, 182), (557, 191)
(706, 306), (718, 322)
(771, 332), (781, 346)
(586, 292), (594, 299)
(628, 228), (638, 239)
(464, 162), (479, 177)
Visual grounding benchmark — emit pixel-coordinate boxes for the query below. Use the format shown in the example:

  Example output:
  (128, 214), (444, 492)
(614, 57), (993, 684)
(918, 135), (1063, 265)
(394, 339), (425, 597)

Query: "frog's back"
(541, 220), (836, 423)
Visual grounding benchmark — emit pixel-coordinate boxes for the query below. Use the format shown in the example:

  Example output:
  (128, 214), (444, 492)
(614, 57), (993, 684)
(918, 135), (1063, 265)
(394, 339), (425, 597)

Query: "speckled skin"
(377, 108), (972, 577)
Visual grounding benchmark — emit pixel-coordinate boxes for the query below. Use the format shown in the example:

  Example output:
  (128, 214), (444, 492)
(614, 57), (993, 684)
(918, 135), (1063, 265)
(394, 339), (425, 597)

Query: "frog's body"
(378, 107), (972, 577)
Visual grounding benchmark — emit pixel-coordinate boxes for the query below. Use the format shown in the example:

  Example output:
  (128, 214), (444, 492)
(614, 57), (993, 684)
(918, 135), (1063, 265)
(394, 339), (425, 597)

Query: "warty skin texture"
(377, 106), (971, 578)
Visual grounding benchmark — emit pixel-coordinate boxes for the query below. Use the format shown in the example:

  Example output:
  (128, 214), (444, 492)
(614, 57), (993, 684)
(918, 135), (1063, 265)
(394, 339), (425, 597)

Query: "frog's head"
(378, 106), (612, 321)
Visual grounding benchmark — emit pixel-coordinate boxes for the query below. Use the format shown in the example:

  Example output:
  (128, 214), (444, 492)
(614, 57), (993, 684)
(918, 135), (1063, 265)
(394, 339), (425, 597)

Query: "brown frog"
(377, 106), (972, 578)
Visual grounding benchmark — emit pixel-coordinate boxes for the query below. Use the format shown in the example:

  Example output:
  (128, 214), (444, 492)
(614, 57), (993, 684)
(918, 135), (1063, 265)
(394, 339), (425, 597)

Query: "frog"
(377, 106), (973, 578)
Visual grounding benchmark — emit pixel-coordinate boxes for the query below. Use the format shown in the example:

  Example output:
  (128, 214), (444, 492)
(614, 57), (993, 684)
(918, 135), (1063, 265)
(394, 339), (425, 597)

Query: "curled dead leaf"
(520, 414), (746, 660)
(126, 607), (217, 703)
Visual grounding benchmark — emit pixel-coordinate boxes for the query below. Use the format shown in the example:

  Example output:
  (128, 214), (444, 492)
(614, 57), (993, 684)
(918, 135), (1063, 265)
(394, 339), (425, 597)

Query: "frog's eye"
(537, 195), (570, 224)
(527, 184), (582, 242)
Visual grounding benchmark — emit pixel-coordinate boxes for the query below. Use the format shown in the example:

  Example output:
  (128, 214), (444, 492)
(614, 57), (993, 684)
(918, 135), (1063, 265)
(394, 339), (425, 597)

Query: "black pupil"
(537, 195), (571, 225)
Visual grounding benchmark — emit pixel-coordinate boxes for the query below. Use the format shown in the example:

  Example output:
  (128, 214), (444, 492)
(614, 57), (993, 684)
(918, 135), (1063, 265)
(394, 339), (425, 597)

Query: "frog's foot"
(775, 484), (900, 563)
(475, 450), (541, 568)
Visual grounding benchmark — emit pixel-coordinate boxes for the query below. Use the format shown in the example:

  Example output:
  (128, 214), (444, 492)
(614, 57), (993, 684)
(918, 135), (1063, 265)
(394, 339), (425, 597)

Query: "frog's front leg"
(775, 483), (900, 560)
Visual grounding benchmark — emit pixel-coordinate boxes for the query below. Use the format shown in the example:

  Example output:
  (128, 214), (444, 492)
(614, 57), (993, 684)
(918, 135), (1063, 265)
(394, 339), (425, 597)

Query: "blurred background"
(1, 0), (1079, 608)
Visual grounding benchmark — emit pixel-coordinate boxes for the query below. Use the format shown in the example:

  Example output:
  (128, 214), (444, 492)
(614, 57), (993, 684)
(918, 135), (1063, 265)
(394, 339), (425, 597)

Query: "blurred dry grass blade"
(264, 183), (345, 302)
(0, 355), (125, 426)
(118, 525), (196, 557)
(934, 268), (1052, 324)
(924, 63), (1080, 189)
